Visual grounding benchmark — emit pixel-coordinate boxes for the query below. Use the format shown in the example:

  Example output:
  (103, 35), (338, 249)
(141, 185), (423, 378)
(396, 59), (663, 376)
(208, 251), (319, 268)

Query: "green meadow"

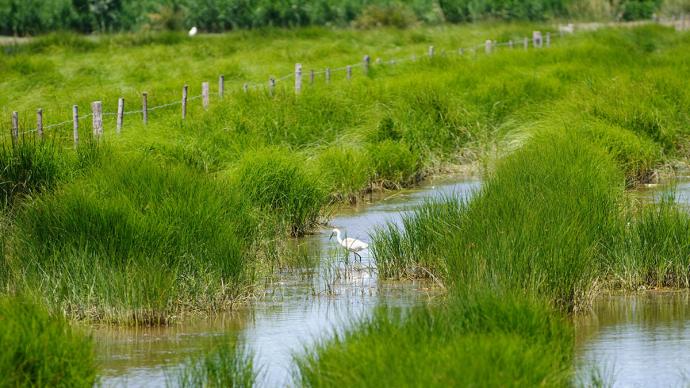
(1, 18), (690, 386)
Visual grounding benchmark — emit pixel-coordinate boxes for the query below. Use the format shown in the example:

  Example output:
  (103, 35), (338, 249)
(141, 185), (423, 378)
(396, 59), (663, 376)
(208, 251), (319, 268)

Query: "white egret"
(329, 228), (369, 261)
(188, 26), (198, 37)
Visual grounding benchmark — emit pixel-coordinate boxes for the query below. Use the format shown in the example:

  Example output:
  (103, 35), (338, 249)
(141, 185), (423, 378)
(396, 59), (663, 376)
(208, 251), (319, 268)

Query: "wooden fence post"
(182, 85), (188, 119)
(428, 46), (434, 58)
(363, 55), (370, 75)
(219, 75), (225, 99)
(346, 65), (352, 80)
(11, 111), (18, 146)
(243, 83), (249, 93)
(116, 97), (124, 134)
(532, 31), (543, 48)
(524, 37), (529, 50)
(325, 67), (331, 83)
(73, 105), (79, 148)
(485, 40), (492, 54)
(295, 63), (302, 94)
(202, 82), (209, 109)
(142, 92), (148, 125)
(91, 101), (103, 138)
(36, 108), (43, 139)
(546, 32), (551, 48)
(269, 77), (275, 96)
(310, 70), (315, 85)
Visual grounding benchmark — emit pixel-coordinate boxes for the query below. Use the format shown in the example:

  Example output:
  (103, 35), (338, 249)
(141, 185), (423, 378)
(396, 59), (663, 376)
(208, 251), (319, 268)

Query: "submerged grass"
(173, 337), (255, 388)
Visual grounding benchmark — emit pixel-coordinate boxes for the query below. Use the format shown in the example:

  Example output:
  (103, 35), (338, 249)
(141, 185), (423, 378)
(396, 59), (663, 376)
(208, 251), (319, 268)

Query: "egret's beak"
(329, 232), (334, 240)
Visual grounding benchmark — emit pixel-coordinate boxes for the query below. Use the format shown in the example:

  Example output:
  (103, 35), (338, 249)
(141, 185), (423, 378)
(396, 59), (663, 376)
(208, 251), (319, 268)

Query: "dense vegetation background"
(0, 0), (676, 36)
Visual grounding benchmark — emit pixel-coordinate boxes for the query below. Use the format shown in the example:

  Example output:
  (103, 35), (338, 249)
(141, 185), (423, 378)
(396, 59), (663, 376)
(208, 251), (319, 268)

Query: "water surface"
(577, 292), (690, 387)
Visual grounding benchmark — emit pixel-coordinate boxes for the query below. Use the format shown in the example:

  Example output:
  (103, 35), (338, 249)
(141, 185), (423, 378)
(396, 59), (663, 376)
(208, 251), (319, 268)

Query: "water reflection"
(577, 292), (690, 387)
(96, 177), (481, 387)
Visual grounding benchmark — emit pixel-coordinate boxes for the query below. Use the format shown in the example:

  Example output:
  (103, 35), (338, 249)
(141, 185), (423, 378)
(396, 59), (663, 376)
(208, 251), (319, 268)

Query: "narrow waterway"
(94, 177), (481, 387)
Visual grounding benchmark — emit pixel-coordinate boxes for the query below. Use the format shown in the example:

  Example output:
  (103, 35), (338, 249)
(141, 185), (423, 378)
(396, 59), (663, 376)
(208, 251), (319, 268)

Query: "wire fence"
(2, 17), (688, 143)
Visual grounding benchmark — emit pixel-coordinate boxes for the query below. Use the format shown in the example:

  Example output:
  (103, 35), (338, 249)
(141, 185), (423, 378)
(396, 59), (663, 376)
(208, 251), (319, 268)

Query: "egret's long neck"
(335, 230), (343, 244)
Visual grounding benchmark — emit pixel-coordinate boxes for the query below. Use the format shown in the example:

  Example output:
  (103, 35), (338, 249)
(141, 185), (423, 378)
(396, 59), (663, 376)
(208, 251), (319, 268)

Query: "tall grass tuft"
(367, 140), (422, 189)
(0, 296), (97, 387)
(233, 147), (327, 236)
(297, 290), (574, 387)
(8, 156), (259, 324)
(316, 146), (373, 203)
(373, 131), (623, 311)
(0, 140), (65, 210)
(608, 196), (690, 289)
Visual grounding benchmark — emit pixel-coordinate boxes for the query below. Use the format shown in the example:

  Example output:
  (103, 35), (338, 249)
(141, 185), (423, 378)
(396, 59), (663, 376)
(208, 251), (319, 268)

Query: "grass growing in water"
(375, 130), (623, 310)
(173, 338), (255, 388)
(297, 290), (573, 387)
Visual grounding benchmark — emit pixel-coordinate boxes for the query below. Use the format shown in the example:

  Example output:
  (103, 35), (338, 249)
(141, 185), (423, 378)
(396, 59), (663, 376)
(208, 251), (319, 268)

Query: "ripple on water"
(576, 292), (690, 387)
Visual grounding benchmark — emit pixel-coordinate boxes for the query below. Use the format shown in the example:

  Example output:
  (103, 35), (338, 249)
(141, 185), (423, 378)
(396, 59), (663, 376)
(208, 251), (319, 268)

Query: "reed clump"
(5, 156), (259, 324)
(297, 290), (573, 387)
(0, 296), (97, 387)
(0, 140), (66, 210)
(174, 338), (255, 388)
(607, 196), (690, 289)
(232, 147), (328, 237)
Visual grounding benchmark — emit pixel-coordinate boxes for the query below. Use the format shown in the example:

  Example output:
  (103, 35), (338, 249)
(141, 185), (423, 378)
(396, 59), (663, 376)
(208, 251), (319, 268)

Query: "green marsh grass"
(316, 146), (373, 203)
(173, 338), (255, 388)
(0, 140), (66, 210)
(297, 290), (574, 387)
(296, 25), (690, 387)
(232, 147), (328, 237)
(6, 156), (260, 324)
(608, 196), (690, 289)
(374, 130), (624, 310)
(1, 24), (689, 331)
(0, 296), (97, 387)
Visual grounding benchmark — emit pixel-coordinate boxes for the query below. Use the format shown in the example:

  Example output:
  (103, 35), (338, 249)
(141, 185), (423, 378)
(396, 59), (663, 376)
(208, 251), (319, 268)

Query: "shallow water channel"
(94, 176), (690, 387)
(94, 177), (480, 387)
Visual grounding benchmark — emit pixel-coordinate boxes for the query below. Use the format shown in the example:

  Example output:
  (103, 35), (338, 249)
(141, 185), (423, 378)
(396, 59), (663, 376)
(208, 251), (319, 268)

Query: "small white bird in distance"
(329, 228), (369, 261)
(188, 26), (198, 37)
